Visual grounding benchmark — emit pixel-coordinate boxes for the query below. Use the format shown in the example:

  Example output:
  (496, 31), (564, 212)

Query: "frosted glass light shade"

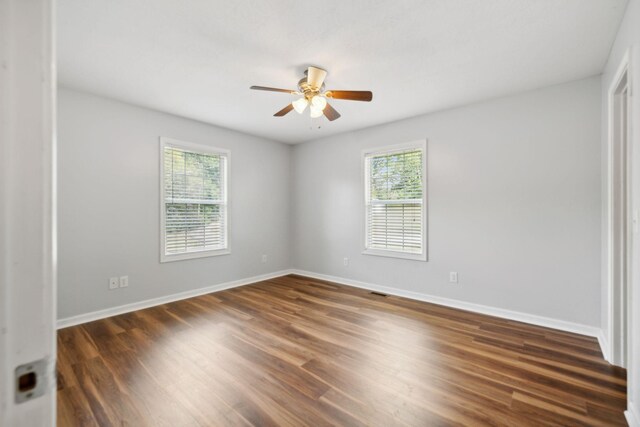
(292, 97), (308, 114)
(310, 105), (323, 118)
(311, 95), (327, 110)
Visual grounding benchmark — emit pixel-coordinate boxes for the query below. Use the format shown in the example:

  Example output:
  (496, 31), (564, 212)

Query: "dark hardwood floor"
(57, 274), (627, 426)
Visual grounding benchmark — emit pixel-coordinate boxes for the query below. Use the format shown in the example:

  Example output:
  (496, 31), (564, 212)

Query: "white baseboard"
(58, 268), (603, 349)
(627, 406), (640, 427)
(597, 329), (612, 362)
(56, 269), (292, 329)
(290, 269), (602, 339)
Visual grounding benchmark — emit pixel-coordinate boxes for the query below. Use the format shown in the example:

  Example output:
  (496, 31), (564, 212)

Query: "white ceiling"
(58, 0), (627, 144)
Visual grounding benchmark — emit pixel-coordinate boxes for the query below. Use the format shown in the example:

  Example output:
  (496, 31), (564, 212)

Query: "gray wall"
(58, 77), (603, 330)
(291, 77), (602, 327)
(57, 88), (291, 319)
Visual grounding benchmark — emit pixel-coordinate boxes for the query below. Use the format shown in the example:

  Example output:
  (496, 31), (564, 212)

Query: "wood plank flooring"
(57, 274), (627, 426)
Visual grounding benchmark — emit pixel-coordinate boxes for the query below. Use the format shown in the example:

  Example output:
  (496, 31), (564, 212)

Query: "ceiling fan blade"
(274, 104), (294, 117)
(307, 66), (327, 89)
(326, 90), (373, 102)
(250, 85), (295, 94)
(323, 103), (341, 121)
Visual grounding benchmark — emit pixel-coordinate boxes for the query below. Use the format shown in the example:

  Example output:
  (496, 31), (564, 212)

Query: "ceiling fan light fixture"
(309, 105), (324, 118)
(311, 95), (327, 111)
(292, 97), (308, 114)
(250, 66), (372, 121)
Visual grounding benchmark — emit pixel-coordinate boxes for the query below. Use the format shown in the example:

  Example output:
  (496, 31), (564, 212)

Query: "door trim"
(0, 0), (57, 424)
(606, 48), (632, 367)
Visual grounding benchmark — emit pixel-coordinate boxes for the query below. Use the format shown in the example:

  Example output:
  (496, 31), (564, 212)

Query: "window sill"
(362, 248), (427, 262)
(161, 248), (230, 263)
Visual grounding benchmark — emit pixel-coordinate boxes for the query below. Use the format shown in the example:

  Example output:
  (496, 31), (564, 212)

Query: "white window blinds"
(365, 145), (425, 258)
(161, 140), (228, 260)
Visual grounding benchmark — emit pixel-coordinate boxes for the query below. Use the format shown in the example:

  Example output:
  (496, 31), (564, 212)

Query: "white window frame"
(159, 137), (230, 262)
(362, 139), (428, 261)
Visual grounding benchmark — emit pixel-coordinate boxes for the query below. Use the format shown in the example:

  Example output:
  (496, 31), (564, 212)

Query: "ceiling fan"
(250, 66), (373, 121)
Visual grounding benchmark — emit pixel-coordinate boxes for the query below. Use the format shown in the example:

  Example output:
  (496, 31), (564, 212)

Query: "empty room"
(2, 0), (640, 426)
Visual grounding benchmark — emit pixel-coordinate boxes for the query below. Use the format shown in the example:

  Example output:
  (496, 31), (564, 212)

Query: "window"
(364, 141), (427, 261)
(160, 137), (229, 262)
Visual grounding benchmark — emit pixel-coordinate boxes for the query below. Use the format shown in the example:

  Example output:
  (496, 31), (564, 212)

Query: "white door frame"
(0, 0), (57, 425)
(607, 49), (632, 368)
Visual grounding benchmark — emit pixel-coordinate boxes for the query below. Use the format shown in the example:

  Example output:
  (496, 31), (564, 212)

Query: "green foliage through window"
(369, 150), (422, 201)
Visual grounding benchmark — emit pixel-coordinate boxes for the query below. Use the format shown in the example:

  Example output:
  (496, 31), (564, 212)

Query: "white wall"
(600, 0), (640, 423)
(291, 77), (602, 328)
(57, 88), (291, 320)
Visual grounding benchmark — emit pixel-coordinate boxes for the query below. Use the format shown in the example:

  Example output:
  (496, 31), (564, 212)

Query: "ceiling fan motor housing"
(298, 70), (325, 98)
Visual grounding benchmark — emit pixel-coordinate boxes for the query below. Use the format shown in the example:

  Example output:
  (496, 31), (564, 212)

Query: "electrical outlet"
(119, 276), (129, 288)
(449, 272), (458, 284)
(109, 277), (119, 290)
(343, 257), (349, 266)
(261, 254), (267, 263)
